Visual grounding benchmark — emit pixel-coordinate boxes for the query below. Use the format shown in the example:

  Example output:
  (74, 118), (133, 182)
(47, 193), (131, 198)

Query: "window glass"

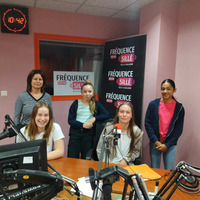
(39, 40), (104, 95)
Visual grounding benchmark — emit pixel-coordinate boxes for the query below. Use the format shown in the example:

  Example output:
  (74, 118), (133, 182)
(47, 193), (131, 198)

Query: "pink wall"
(140, 0), (162, 166)
(0, 8), (139, 154)
(140, 0), (200, 167)
(31, 8), (138, 39)
(156, 0), (178, 93)
(175, 0), (200, 166)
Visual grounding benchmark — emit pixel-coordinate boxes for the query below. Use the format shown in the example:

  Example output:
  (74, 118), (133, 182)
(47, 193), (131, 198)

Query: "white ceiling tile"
(0, 0), (35, 7)
(52, 0), (85, 4)
(36, 0), (80, 12)
(84, 0), (137, 10)
(78, 5), (117, 17)
(112, 10), (139, 20)
(125, 0), (155, 11)
(0, 0), (157, 20)
(124, 4), (140, 12)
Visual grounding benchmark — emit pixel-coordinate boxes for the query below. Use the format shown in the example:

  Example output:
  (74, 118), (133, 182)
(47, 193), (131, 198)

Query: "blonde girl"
(68, 80), (109, 159)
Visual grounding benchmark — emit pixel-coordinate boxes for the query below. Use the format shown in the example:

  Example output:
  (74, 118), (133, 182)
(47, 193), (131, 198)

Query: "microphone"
(4, 114), (11, 129)
(113, 123), (122, 146)
(0, 128), (17, 140)
(103, 123), (121, 138)
(102, 177), (112, 200)
(88, 167), (96, 190)
(113, 123), (122, 134)
(102, 170), (119, 200)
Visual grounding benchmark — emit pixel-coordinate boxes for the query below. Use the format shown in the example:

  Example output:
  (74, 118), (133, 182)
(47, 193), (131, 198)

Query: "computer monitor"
(0, 139), (48, 174)
(0, 139), (64, 200)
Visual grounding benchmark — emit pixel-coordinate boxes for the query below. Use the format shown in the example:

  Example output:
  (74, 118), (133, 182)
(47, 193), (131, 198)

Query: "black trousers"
(67, 127), (93, 159)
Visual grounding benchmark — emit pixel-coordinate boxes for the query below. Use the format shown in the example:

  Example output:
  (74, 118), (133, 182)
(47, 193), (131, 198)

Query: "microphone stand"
(53, 172), (81, 199)
(104, 136), (111, 169)
(91, 126), (117, 200)
(4, 114), (27, 142)
(97, 126), (117, 172)
(3, 115), (81, 200)
(89, 124), (151, 200)
(153, 161), (200, 200)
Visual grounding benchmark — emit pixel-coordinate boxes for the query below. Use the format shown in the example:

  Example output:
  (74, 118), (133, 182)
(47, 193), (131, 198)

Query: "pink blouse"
(159, 99), (176, 143)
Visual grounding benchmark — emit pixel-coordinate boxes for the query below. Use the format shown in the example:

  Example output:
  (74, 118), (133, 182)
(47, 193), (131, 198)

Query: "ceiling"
(0, 0), (156, 20)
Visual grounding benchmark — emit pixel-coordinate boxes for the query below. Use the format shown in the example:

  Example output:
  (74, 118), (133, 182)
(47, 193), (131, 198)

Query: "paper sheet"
(71, 177), (102, 198)
(124, 164), (161, 180)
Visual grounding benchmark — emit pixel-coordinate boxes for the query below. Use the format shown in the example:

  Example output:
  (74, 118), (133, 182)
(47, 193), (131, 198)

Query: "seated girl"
(16, 101), (64, 160)
(96, 102), (143, 165)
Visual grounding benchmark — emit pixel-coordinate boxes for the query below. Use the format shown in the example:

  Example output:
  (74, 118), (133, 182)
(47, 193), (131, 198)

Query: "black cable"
(3, 115), (82, 199)
(0, 184), (9, 200)
(178, 176), (200, 194)
(178, 185), (200, 194)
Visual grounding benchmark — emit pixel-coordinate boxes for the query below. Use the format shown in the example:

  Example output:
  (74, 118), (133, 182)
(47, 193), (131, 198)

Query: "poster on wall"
(54, 71), (94, 95)
(99, 34), (146, 126)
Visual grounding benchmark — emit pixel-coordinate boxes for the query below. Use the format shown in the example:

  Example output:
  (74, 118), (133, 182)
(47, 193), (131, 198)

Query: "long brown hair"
(24, 101), (53, 144)
(81, 80), (96, 114)
(112, 102), (136, 156)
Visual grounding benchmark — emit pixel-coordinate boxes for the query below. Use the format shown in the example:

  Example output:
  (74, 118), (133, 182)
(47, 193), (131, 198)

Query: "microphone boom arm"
(1, 115), (81, 199)
(153, 161), (200, 200)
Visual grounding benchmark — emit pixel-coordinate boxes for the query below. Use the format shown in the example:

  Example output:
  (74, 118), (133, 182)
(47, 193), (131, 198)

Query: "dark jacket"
(145, 98), (185, 149)
(68, 100), (110, 129)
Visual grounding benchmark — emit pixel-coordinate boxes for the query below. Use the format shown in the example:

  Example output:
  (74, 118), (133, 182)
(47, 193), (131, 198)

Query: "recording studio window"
(39, 40), (104, 95)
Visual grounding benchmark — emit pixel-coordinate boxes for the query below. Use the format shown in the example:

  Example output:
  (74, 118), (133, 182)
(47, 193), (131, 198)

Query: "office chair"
(86, 118), (113, 161)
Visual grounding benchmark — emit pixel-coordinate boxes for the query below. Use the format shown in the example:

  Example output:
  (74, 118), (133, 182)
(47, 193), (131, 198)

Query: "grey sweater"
(14, 91), (53, 125)
(96, 123), (143, 164)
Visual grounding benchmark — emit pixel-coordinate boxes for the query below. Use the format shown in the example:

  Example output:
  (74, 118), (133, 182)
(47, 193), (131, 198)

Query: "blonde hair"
(81, 80), (96, 114)
(25, 101), (53, 144)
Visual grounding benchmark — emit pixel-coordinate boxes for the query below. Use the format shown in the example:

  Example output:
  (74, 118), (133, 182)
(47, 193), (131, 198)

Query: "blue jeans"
(150, 142), (177, 170)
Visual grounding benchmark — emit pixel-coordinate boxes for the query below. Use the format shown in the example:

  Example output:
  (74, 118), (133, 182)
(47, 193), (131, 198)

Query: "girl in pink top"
(145, 79), (185, 170)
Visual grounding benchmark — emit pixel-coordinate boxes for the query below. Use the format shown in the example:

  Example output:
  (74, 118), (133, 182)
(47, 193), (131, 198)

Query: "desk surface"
(49, 157), (199, 200)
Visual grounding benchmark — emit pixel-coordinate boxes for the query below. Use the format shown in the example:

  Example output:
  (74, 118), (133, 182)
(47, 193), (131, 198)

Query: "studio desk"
(48, 157), (199, 200)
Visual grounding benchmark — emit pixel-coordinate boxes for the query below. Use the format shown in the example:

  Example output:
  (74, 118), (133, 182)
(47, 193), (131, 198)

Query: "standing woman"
(14, 69), (53, 127)
(96, 103), (143, 165)
(145, 79), (185, 170)
(68, 80), (110, 159)
(16, 101), (64, 160)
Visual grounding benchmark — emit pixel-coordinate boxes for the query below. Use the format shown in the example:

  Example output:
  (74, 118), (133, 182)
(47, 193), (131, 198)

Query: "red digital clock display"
(0, 5), (29, 34)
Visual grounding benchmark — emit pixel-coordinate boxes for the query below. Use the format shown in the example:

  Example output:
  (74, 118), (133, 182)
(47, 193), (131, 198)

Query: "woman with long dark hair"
(96, 102), (143, 165)
(14, 69), (53, 127)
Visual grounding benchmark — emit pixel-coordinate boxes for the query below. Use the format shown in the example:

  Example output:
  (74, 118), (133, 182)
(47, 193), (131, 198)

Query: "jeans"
(150, 142), (177, 170)
(67, 127), (93, 159)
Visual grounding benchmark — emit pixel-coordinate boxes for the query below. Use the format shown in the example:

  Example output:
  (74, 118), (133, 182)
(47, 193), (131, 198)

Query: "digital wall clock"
(0, 5), (29, 34)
